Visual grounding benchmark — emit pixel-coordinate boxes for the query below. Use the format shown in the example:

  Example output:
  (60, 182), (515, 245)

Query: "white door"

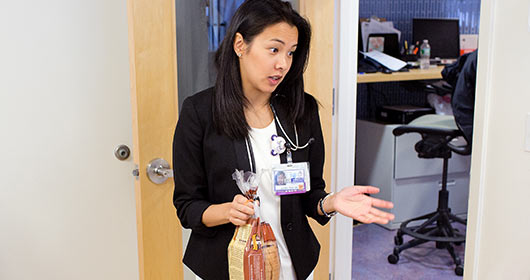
(0, 1), (139, 279)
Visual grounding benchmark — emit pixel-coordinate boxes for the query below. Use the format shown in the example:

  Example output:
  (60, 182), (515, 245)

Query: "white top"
(248, 120), (297, 280)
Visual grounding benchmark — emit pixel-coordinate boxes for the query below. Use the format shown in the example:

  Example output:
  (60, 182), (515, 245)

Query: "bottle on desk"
(419, 39), (431, 70)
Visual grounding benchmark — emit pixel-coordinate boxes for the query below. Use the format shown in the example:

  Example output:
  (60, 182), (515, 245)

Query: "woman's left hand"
(326, 186), (395, 224)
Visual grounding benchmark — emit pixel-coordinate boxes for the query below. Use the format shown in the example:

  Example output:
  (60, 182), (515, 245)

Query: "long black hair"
(213, 0), (312, 140)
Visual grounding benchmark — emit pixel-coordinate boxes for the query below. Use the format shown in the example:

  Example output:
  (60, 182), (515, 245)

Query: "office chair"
(386, 114), (471, 276)
(387, 50), (477, 276)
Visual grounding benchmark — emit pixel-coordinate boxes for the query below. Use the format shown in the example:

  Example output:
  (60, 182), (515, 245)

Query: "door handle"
(147, 158), (173, 184)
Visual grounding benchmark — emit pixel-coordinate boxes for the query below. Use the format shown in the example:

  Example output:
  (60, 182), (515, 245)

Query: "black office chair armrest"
(393, 125), (462, 138)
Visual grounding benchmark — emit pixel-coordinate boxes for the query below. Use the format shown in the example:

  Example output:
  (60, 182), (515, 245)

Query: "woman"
(172, 1), (394, 279)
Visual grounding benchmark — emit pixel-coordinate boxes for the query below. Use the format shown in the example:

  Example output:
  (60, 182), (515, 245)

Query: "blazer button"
(286, 222), (293, 231)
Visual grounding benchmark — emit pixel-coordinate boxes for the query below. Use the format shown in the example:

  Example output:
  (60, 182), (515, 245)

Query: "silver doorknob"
(146, 158), (173, 184)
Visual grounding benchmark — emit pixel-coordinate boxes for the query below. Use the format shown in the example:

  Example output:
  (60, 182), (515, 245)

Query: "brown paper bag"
(228, 222), (253, 280)
(261, 223), (280, 280)
(244, 218), (265, 280)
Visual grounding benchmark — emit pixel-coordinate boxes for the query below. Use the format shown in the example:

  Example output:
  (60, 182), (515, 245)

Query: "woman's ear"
(233, 32), (245, 57)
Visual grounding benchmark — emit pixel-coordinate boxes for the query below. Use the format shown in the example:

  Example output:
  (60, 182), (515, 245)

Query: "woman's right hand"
(227, 194), (255, 226)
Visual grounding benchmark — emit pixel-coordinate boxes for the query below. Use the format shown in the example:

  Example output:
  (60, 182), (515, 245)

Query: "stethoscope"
(269, 103), (314, 154)
(245, 100), (314, 172)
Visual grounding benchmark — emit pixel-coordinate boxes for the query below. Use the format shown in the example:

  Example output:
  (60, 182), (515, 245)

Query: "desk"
(357, 65), (444, 83)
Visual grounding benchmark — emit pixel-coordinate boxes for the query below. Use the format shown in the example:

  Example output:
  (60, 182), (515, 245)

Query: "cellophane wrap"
(228, 170), (280, 280)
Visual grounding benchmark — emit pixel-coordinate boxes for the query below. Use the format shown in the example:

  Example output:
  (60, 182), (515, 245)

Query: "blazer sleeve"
(302, 97), (330, 225)
(172, 97), (217, 237)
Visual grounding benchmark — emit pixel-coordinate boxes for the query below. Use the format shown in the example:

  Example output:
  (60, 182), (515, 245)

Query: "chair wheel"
(455, 265), (464, 276)
(387, 253), (399, 264)
(394, 235), (403, 245)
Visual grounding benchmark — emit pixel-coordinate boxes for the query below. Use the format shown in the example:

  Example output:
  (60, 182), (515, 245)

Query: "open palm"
(333, 186), (395, 224)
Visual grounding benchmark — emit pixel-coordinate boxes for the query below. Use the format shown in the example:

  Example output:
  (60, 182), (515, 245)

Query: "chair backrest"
(442, 50), (478, 149)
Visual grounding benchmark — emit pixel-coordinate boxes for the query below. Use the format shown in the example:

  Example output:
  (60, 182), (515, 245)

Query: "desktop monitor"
(366, 33), (400, 59)
(413, 18), (460, 59)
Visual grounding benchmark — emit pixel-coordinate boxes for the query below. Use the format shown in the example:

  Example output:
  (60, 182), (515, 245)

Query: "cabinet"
(355, 119), (471, 229)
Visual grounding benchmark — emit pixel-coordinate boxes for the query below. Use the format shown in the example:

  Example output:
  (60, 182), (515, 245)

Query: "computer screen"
(413, 18), (460, 59)
(366, 33), (400, 58)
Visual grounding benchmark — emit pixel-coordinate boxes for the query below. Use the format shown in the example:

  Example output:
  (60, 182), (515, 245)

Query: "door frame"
(460, 0), (494, 278)
(127, 0), (183, 279)
(331, 0), (358, 278)
(128, 0), (498, 279)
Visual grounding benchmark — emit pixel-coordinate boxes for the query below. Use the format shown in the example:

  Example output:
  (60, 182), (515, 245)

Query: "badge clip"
(286, 143), (293, 164)
(270, 134), (287, 156)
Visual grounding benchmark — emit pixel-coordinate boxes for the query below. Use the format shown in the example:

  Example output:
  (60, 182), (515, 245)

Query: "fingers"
(229, 216), (249, 226)
(355, 197), (395, 224)
(233, 195), (254, 211)
(370, 197), (394, 209)
(356, 186), (380, 195)
(357, 212), (392, 225)
(369, 207), (395, 222)
(353, 206), (394, 225)
(229, 206), (252, 220)
(234, 194), (253, 207)
(346, 185), (380, 195)
(229, 195), (255, 226)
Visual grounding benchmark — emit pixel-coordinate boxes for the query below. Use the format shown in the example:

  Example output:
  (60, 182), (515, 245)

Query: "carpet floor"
(351, 223), (466, 280)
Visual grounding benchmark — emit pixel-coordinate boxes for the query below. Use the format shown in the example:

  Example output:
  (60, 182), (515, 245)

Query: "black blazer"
(172, 87), (330, 280)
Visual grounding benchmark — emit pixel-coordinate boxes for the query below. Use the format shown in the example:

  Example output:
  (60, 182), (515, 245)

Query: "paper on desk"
(361, 20), (401, 52)
(361, 50), (407, 71)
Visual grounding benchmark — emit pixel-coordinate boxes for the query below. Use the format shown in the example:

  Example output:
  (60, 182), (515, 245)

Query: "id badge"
(271, 162), (310, 195)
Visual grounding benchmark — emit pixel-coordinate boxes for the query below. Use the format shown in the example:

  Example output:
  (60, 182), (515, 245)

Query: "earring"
(237, 53), (242, 57)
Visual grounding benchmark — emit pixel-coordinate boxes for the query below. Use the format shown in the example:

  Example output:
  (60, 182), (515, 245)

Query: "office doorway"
(345, 0), (482, 278)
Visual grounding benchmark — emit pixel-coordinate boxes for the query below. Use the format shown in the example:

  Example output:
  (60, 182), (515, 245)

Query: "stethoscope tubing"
(244, 102), (313, 172)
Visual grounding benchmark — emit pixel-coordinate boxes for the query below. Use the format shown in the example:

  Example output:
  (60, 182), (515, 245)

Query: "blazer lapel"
(233, 137), (252, 173)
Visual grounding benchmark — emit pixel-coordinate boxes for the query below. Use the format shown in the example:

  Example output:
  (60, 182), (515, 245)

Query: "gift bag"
(228, 170), (280, 280)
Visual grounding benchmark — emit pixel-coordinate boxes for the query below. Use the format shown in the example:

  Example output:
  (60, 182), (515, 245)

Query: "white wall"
(0, 1), (139, 279)
(465, 0), (530, 279)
